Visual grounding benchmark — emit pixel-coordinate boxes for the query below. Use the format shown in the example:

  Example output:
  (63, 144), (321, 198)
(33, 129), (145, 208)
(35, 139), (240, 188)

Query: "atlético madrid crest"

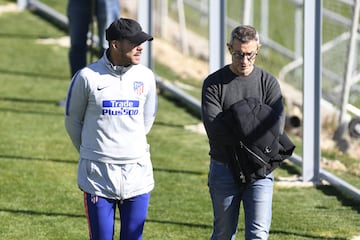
(133, 81), (144, 95)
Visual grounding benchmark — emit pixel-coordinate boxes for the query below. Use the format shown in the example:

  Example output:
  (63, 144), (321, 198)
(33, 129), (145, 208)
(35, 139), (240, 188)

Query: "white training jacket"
(64, 52), (157, 199)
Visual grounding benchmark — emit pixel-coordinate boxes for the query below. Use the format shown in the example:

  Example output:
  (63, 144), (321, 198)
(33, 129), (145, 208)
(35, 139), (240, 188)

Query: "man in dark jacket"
(201, 25), (291, 240)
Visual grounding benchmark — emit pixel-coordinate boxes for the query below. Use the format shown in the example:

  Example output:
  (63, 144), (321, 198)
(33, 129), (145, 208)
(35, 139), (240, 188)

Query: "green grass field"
(0, 2), (359, 240)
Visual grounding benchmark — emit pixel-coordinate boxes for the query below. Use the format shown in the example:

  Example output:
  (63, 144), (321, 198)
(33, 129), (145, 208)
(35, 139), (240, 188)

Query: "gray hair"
(229, 25), (260, 46)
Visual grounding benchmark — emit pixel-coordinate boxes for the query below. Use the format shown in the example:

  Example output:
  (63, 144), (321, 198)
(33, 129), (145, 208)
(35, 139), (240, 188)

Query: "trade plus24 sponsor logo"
(102, 100), (140, 115)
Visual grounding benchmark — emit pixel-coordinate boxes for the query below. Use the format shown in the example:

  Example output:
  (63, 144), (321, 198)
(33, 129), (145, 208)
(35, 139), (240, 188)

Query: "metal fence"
(18, 0), (360, 200)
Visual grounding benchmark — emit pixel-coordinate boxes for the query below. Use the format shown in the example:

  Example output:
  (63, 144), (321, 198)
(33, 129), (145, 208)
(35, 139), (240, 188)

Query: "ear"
(110, 40), (119, 49)
(257, 44), (262, 52)
(226, 43), (232, 53)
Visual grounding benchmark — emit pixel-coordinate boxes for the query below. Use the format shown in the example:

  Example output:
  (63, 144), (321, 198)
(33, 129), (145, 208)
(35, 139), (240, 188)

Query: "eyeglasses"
(231, 51), (257, 61)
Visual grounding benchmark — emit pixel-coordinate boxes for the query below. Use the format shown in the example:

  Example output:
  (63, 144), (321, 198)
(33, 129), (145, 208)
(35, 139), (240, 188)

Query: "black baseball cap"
(105, 18), (153, 45)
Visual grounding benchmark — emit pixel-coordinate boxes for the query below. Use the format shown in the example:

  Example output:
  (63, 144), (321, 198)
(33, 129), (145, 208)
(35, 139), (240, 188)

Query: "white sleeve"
(143, 73), (158, 134)
(64, 73), (88, 152)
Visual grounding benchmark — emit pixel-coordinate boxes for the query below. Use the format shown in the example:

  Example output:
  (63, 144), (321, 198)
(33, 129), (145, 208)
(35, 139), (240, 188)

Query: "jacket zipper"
(239, 141), (269, 166)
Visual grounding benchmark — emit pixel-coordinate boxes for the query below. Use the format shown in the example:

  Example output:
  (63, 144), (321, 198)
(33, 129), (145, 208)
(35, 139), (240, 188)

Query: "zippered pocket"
(239, 141), (270, 168)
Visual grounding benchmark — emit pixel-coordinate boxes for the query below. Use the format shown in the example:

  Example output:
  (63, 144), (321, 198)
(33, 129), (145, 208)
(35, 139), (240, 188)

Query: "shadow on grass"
(0, 106), (62, 116)
(159, 91), (201, 119)
(154, 121), (186, 129)
(0, 209), (347, 239)
(279, 160), (302, 175)
(0, 207), (83, 219)
(0, 32), (56, 40)
(0, 96), (59, 105)
(0, 207), (212, 230)
(149, 219), (345, 239)
(0, 67), (68, 81)
(0, 96), (64, 115)
(269, 229), (347, 240)
(0, 155), (206, 176)
(0, 154), (76, 164)
(146, 218), (211, 229)
(316, 184), (360, 214)
(280, 160), (360, 213)
(154, 167), (204, 175)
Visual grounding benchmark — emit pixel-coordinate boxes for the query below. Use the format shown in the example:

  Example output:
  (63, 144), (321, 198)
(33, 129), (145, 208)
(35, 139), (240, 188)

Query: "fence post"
(17, 0), (28, 10)
(302, 0), (322, 182)
(137, 0), (153, 69)
(208, 0), (225, 74)
(338, 0), (360, 129)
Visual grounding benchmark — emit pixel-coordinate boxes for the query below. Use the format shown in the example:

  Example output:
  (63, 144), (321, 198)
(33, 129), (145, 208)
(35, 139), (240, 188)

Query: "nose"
(136, 44), (143, 51)
(238, 56), (249, 63)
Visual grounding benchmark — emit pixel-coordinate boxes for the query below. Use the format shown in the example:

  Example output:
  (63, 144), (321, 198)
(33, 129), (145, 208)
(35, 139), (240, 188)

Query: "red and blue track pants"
(84, 192), (150, 240)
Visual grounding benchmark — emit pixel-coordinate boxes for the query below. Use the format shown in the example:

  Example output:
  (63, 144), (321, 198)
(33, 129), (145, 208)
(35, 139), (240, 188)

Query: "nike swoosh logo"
(97, 85), (110, 91)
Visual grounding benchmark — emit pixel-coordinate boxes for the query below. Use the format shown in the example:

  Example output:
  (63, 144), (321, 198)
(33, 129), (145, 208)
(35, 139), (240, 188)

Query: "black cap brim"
(127, 31), (153, 46)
